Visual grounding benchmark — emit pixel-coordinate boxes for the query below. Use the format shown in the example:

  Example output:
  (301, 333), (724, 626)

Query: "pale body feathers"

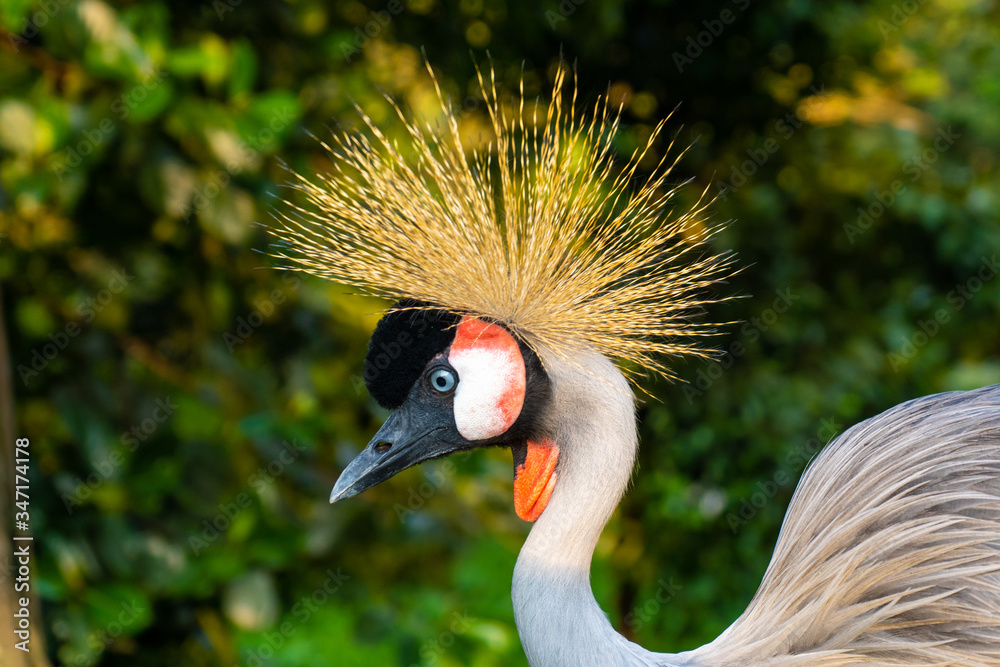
(522, 351), (1000, 666)
(693, 383), (1000, 665)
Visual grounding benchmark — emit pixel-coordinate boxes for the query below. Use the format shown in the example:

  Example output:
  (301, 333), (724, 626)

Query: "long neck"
(511, 354), (691, 667)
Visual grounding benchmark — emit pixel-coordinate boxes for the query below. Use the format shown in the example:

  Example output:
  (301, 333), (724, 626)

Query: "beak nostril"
(374, 441), (392, 454)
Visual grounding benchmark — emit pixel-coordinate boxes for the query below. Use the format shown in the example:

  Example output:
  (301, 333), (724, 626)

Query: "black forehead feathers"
(364, 300), (461, 409)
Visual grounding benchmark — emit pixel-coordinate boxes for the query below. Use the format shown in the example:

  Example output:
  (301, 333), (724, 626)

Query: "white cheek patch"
(448, 318), (526, 441)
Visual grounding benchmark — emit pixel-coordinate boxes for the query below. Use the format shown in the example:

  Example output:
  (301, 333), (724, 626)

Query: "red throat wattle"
(514, 439), (559, 522)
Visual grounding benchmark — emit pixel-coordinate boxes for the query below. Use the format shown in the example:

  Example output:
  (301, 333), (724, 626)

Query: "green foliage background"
(1, 0), (998, 664)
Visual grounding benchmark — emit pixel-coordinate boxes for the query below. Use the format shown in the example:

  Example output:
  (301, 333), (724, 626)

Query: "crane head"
(329, 300), (554, 520)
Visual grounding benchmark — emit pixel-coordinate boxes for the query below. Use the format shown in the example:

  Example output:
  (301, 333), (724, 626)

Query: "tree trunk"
(0, 284), (51, 667)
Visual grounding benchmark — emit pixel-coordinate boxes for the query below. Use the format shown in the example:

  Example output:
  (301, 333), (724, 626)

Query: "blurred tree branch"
(0, 284), (52, 667)
(0, 26), (70, 81)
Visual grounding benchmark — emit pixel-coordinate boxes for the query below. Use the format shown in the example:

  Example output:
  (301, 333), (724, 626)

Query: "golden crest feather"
(270, 64), (736, 380)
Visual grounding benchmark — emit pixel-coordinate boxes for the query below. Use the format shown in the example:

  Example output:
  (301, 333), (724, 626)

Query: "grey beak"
(329, 398), (461, 503)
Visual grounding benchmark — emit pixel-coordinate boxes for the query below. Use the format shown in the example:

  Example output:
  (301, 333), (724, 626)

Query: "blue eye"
(429, 368), (457, 393)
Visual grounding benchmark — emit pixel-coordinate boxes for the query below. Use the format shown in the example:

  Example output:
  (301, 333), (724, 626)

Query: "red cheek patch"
(448, 317), (526, 441)
(514, 439), (559, 522)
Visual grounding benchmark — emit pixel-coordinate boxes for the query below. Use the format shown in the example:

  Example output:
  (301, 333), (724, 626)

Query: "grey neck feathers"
(511, 352), (692, 667)
(509, 353), (1000, 666)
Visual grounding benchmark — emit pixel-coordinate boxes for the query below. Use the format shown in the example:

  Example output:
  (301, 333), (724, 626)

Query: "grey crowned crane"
(271, 66), (1000, 665)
